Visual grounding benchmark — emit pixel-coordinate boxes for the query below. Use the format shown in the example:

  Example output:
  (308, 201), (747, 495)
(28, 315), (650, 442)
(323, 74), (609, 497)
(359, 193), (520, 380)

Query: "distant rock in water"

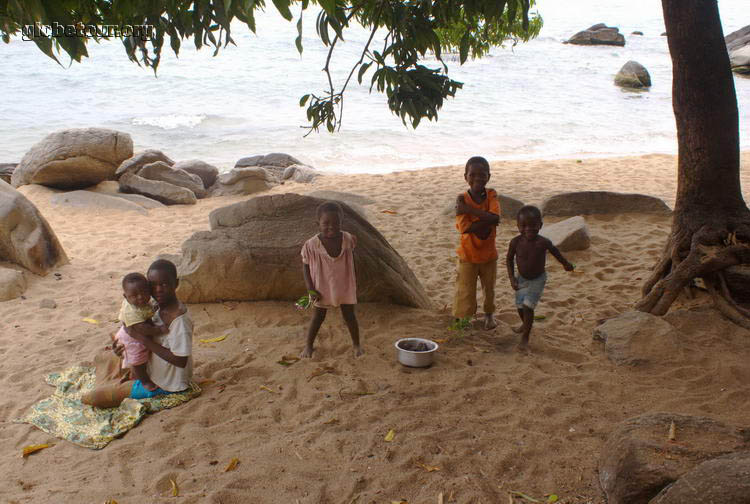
(631, 31), (643, 36)
(726, 25), (750, 74)
(615, 60), (652, 89)
(565, 23), (625, 46)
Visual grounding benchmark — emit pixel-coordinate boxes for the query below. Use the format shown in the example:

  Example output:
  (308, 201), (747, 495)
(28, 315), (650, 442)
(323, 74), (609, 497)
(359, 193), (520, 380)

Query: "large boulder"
(209, 167), (279, 197)
(119, 172), (196, 205)
(540, 216), (590, 252)
(173, 160), (219, 189)
(235, 153), (302, 169)
(726, 25), (750, 74)
(615, 60), (652, 89)
(137, 161), (207, 198)
(282, 164), (318, 183)
(0, 266), (27, 301)
(565, 24), (626, 46)
(115, 149), (175, 178)
(726, 25), (750, 53)
(442, 193), (525, 219)
(307, 191), (376, 207)
(649, 451), (750, 504)
(599, 413), (750, 504)
(541, 191), (671, 216)
(12, 128), (133, 189)
(0, 180), (68, 275)
(0, 163), (16, 184)
(593, 311), (678, 366)
(172, 193), (432, 308)
(50, 190), (148, 215)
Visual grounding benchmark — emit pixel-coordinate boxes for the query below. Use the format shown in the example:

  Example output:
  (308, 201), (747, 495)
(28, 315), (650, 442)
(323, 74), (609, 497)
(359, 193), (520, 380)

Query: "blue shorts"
(515, 272), (547, 310)
(130, 380), (173, 399)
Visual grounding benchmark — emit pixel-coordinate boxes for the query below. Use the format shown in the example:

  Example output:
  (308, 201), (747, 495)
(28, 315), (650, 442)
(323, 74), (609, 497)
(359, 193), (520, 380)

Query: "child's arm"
(455, 194), (500, 225)
(546, 240), (575, 271)
(127, 332), (189, 368)
(302, 264), (322, 302)
(125, 320), (167, 338)
(506, 237), (520, 290)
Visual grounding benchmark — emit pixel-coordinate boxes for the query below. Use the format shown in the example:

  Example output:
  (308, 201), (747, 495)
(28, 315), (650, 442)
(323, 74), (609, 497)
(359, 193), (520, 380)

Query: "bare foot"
(512, 325), (523, 334)
(300, 346), (314, 358)
(484, 314), (497, 330)
(353, 345), (364, 357)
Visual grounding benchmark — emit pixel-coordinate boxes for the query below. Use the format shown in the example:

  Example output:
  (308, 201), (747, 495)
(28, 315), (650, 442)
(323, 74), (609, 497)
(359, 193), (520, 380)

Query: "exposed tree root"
(637, 224), (750, 325)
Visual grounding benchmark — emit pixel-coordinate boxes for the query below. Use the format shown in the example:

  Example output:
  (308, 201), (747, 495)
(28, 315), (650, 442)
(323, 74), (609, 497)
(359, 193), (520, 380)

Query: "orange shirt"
(456, 189), (500, 263)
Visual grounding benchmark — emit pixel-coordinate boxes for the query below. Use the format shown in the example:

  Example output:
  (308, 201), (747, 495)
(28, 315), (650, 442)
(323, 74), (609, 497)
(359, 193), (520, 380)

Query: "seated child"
(116, 272), (167, 391)
(454, 156), (501, 330)
(300, 201), (363, 358)
(506, 205), (574, 352)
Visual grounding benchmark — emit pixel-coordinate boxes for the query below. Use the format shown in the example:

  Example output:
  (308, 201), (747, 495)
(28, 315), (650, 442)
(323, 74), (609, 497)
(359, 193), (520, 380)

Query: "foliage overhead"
(0, 0), (541, 133)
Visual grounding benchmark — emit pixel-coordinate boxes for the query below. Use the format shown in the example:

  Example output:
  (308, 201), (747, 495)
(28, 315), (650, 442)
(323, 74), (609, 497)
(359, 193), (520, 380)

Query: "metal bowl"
(395, 338), (439, 368)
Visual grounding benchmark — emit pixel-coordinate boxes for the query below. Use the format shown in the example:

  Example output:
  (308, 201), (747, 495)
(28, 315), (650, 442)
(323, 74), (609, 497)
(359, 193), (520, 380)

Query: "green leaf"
(299, 94), (310, 107)
(295, 17), (303, 54)
(357, 62), (371, 84)
(459, 31), (470, 64)
(272, 0), (293, 21)
(319, 0), (336, 16)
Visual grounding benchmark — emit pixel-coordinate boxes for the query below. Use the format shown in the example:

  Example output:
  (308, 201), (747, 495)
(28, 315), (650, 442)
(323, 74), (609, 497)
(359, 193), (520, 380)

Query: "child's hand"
(308, 289), (322, 302)
(455, 194), (469, 215)
(510, 277), (519, 290)
(564, 262), (575, 272)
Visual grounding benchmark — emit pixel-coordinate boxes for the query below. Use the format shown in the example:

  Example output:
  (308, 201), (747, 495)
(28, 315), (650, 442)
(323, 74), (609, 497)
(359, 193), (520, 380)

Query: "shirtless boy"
(454, 156), (501, 330)
(506, 205), (574, 351)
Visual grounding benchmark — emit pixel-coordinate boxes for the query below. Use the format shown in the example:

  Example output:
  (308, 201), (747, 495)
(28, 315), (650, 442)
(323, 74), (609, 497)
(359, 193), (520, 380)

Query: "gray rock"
(115, 149), (175, 178)
(119, 172), (197, 205)
(565, 24), (626, 46)
(649, 451), (750, 504)
(282, 164), (318, 183)
(0, 163), (16, 184)
(209, 167), (278, 197)
(11, 128), (133, 189)
(599, 412), (750, 504)
(730, 45), (750, 74)
(307, 191), (377, 206)
(39, 298), (57, 309)
(631, 31), (644, 36)
(0, 180), (68, 275)
(540, 216), (590, 252)
(0, 267), (26, 301)
(235, 153), (303, 169)
(725, 25), (750, 53)
(174, 193), (432, 308)
(137, 161), (207, 198)
(615, 60), (652, 89)
(85, 182), (165, 210)
(593, 311), (679, 366)
(50, 190), (148, 214)
(442, 193), (525, 219)
(541, 191), (671, 216)
(173, 160), (219, 188)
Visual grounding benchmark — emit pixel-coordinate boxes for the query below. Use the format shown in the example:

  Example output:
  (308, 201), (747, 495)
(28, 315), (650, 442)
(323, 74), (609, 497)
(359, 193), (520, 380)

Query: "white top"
(147, 305), (193, 392)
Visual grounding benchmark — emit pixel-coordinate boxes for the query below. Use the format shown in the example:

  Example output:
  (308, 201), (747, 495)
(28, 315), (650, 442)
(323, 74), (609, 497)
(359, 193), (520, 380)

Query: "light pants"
(452, 258), (497, 318)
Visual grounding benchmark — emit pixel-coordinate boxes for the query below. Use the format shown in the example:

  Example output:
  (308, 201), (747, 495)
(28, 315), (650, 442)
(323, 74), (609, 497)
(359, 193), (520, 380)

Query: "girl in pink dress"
(300, 201), (362, 358)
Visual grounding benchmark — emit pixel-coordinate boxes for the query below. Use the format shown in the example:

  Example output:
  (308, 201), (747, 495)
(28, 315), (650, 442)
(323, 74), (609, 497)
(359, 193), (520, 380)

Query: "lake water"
(1, 0), (748, 174)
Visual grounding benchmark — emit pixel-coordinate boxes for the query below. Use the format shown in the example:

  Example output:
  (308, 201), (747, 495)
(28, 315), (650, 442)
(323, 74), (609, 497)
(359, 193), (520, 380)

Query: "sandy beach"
(3, 152), (750, 503)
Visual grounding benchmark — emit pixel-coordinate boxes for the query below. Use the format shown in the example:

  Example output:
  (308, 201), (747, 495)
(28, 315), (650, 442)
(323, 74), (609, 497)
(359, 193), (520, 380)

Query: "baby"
(506, 206), (574, 352)
(115, 272), (167, 391)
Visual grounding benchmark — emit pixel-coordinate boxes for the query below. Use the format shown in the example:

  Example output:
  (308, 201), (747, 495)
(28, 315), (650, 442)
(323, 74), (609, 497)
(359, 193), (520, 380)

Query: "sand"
(2, 153), (750, 503)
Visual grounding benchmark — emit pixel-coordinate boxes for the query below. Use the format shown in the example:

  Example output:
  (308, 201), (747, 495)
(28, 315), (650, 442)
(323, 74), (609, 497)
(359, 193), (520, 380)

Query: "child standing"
(454, 156), (501, 330)
(506, 205), (574, 352)
(116, 272), (167, 391)
(300, 201), (363, 358)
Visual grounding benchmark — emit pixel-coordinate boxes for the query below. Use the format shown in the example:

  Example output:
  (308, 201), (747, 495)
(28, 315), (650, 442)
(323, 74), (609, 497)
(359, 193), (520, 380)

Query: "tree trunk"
(636, 0), (750, 324)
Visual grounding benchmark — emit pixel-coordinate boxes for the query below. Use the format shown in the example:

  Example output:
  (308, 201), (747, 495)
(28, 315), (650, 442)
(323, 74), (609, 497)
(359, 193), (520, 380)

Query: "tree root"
(637, 225), (750, 320)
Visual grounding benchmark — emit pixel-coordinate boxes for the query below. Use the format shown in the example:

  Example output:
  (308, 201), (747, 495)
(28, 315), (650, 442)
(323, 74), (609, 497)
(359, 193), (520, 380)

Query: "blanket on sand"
(15, 365), (201, 449)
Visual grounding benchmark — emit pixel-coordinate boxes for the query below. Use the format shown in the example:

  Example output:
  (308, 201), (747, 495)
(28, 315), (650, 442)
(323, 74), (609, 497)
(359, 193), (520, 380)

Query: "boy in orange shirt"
(454, 156), (501, 330)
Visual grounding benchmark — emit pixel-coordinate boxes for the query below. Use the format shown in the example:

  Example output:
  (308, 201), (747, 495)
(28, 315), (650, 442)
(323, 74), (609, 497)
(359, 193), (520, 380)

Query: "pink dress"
(115, 325), (150, 368)
(301, 232), (357, 308)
